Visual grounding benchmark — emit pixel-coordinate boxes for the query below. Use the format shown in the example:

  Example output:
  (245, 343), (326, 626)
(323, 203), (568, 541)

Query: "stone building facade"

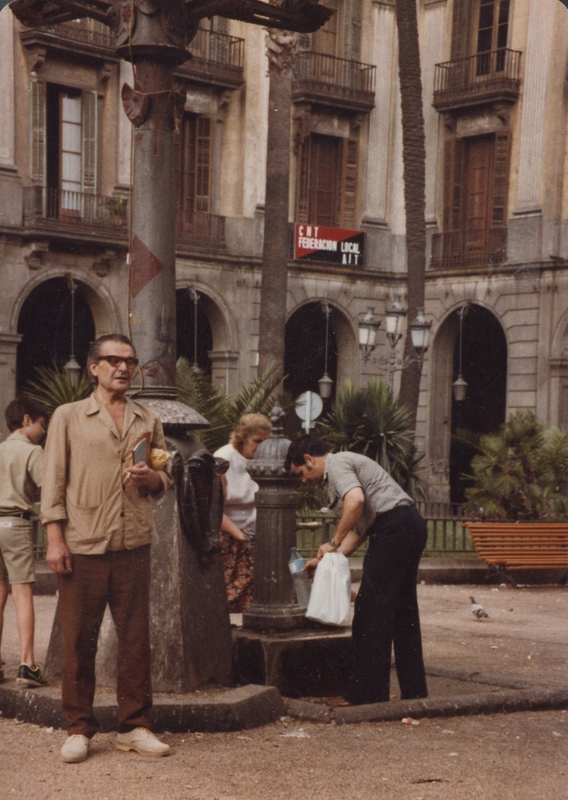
(0, 0), (566, 502)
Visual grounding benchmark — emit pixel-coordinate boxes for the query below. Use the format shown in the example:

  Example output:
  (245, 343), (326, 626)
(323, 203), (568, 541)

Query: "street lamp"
(384, 295), (407, 347)
(452, 305), (468, 402)
(409, 307), (432, 356)
(64, 275), (81, 386)
(358, 298), (432, 394)
(357, 307), (381, 360)
(188, 288), (200, 366)
(318, 301), (333, 400)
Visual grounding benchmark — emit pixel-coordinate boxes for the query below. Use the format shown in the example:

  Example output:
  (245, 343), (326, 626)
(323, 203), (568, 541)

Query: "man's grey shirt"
(324, 451), (413, 537)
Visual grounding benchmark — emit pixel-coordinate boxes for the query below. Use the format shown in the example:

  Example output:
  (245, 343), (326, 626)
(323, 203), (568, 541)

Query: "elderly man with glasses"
(41, 334), (172, 764)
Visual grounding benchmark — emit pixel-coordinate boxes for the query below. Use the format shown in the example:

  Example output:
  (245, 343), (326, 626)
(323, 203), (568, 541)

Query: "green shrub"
(465, 410), (568, 521)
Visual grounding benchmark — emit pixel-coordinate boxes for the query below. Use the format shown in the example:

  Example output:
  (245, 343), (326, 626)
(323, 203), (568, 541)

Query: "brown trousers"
(57, 545), (152, 738)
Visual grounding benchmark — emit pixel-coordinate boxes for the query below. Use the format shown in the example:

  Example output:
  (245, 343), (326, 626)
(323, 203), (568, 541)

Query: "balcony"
(292, 52), (376, 113)
(433, 49), (522, 113)
(20, 20), (117, 62)
(175, 28), (245, 90)
(175, 212), (226, 252)
(23, 187), (128, 243)
(430, 228), (507, 270)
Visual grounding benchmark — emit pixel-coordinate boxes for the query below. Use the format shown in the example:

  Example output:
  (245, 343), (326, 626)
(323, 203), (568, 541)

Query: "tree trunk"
(394, 0), (427, 429)
(257, 31), (296, 376)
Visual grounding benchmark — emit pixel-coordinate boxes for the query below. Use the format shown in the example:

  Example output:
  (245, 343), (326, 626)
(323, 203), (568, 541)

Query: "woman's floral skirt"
(221, 534), (254, 613)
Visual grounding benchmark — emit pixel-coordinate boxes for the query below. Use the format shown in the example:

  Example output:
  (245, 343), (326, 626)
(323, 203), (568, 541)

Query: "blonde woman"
(214, 414), (271, 613)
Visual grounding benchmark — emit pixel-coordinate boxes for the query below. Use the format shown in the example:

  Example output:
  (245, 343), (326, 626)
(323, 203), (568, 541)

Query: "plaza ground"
(0, 583), (566, 798)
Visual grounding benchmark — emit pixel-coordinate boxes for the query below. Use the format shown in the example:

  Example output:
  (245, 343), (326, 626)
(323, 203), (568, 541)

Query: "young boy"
(0, 396), (49, 687)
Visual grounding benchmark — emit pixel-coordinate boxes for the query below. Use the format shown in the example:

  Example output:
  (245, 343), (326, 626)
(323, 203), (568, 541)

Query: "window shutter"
(296, 135), (311, 223)
(340, 138), (358, 229)
(30, 80), (46, 186)
(450, 0), (473, 61)
(346, 0), (362, 61)
(491, 130), (510, 227)
(195, 116), (211, 213)
(443, 138), (465, 233)
(81, 90), (97, 195)
(213, 16), (229, 34)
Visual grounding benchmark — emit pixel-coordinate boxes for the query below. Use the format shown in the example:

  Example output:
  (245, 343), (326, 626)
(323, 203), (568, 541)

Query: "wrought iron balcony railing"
(293, 51), (376, 113)
(433, 49), (522, 112)
(430, 228), (507, 270)
(24, 187), (128, 238)
(176, 211), (226, 251)
(176, 27), (245, 89)
(20, 19), (116, 53)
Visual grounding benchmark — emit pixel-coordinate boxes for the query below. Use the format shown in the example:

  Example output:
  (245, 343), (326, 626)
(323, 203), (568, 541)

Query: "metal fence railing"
(190, 27), (245, 70)
(296, 501), (475, 559)
(32, 503), (475, 562)
(24, 187), (128, 236)
(433, 48), (522, 99)
(293, 51), (376, 109)
(430, 228), (507, 270)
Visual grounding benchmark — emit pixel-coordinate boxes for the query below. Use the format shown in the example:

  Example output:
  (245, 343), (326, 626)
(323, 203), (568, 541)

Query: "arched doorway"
(449, 304), (507, 502)
(17, 277), (95, 391)
(176, 288), (213, 377)
(284, 301), (339, 408)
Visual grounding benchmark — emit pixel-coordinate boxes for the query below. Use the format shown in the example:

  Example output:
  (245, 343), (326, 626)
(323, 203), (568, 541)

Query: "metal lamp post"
(452, 305), (468, 402)
(317, 301), (333, 400)
(358, 298), (431, 394)
(63, 275), (82, 386)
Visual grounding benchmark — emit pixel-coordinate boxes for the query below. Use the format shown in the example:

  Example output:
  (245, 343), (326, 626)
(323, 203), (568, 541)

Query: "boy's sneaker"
(17, 664), (47, 687)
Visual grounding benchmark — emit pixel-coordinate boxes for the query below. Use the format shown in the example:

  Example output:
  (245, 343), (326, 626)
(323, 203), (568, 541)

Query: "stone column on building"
(0, 333), (23, 441)
(0, 9), (22, 228)
(208, 349), (240, 396)
(508, 0), (555, 263)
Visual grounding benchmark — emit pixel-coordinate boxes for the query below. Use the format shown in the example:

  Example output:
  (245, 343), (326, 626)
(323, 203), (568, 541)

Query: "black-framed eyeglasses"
(97, 355), (139, 369)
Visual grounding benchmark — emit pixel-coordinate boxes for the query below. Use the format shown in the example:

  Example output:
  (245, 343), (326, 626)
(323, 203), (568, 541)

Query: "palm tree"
(394, 0), (427, 429)
(315, 379), (426, 499)
(257, 30), (296, 376)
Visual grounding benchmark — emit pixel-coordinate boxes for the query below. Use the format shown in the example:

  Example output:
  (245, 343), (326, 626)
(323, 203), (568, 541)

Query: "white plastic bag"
(305, 551), (351, 626)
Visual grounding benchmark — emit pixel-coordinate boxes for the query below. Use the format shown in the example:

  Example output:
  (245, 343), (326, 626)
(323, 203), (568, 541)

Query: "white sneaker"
(61, 734), (90, 763)
(116, 728), (170, 757)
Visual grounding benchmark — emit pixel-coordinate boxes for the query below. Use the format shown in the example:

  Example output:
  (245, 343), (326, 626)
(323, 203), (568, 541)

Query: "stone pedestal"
(46, 435), (234, 694)
(242, 404), (306, 632)
(233, 627), (352, 698)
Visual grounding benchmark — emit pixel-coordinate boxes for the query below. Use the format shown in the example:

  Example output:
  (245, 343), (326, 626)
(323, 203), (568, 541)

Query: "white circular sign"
(295, 391), (323, 422)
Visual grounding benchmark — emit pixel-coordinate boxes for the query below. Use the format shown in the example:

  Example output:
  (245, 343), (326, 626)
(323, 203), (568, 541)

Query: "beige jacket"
(40, 394), (171, 555)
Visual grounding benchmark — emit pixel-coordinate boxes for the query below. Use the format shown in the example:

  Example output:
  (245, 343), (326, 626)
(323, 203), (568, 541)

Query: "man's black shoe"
(0, 665), (4, 683)
(16, 664), (47, 687)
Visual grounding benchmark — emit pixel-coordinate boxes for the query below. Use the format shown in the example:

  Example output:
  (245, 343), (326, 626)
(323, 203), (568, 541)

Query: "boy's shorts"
(0, 518), (35, 584)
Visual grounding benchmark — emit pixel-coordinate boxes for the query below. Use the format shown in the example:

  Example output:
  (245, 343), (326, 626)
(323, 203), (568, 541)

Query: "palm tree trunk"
(394, 0), (427, 429)
(257, 31), (296, 376)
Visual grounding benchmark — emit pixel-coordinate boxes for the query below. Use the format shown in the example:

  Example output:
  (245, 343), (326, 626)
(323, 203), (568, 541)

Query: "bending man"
(285, 435), (428, 706)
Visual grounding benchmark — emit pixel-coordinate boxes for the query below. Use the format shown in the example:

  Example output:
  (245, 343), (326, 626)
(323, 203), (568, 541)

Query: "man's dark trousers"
(58, 545), (152, 738)
(345, 505), (428, 705)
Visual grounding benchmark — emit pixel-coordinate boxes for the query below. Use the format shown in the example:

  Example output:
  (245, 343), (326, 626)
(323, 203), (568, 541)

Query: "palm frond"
(315, 378), (425, 500)
(22, 363), (92, 414)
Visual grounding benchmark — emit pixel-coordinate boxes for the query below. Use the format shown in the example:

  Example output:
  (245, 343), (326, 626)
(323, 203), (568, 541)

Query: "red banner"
(294, 224), (365, 266)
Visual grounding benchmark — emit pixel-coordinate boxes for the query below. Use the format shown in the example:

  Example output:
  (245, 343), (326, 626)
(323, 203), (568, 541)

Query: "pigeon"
(469, 595), (489, 619)
(471, 502), (485, 521)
